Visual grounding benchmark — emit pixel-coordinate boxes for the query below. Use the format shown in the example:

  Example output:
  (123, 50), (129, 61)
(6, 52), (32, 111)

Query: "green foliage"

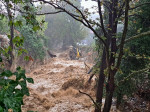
(115, 0), (150, 104)
(36, 16), (48, 36)
(0, 57), (2, 62)
(13, 14), (48, 60)
(0, 17), (9, 34)
(19, 25), (46, 60)
(0, 0), (46, 61)
(0, 1), (45, 111)
(0, 66), (34, 112)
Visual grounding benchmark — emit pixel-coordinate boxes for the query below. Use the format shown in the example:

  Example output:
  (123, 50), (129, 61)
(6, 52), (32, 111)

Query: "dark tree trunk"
(95, 1), (113, 109)
(103, 88), (114, 112)
(6, 2), (14, 67)
(95, 48), (107, 112)
(103, 71), (115, 112)
(103, 0), (118, 111)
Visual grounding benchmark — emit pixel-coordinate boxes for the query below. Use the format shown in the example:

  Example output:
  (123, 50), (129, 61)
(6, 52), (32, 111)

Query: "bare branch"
(36, 11), (64, 15)
(103, 2), (112, 13)
(129, 14), (145, 20)
(62, 0), (106, 43)
(117, 2), (125, 18)
(79, 90), (100, 110)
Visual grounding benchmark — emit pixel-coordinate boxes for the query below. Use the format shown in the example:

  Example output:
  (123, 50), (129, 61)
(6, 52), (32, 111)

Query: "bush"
(0, 65), (34, 112)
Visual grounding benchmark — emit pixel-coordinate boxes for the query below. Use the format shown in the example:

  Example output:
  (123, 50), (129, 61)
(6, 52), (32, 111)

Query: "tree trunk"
(103, 0), (118, 111)
(6, 2), (14, 67)
(103, 72), (115, 112)
(103, 90), (114, 112)
(95, 48), (107, 112)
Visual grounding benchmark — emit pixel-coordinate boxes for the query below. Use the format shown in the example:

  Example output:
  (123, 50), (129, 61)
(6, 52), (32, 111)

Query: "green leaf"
(101, 36), (106, 40)
(26, 78), (34, 84)
(0, 56), (2, 62)
(14, 20), (22, 27)
(0, 106), (3, 112)
(0, 14), (5, 19)
(16, 67), (21, 71)
(24, 56), (30, 61)
(33, 25), (40, 31)
(1, 70), (13, 77)
(4, 98), (12, 108)
(0, 79), (5, 86)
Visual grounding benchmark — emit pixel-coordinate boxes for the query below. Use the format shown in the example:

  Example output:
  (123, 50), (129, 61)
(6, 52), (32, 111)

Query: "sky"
(81, 0), (97, 12)
(81, 0), (97, 11)
(81, 0), (99, 20)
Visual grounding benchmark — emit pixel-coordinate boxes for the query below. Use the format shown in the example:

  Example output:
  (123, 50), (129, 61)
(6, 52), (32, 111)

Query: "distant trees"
(40, 1), (88, 50)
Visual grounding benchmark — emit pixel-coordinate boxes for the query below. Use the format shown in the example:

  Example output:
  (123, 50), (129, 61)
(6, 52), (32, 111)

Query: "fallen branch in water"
(84, 62), (90, 73)
(79, 90), (101, 110)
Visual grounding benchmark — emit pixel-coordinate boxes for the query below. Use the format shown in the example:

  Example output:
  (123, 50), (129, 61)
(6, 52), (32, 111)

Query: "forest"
(0, 0), (150, 112)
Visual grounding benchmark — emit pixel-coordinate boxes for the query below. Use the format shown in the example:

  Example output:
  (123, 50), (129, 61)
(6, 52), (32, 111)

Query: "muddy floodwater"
(22, 53), (117, 112)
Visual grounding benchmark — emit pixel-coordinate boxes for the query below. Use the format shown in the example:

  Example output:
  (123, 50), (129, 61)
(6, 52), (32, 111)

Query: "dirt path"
(22, 56), (95, 112)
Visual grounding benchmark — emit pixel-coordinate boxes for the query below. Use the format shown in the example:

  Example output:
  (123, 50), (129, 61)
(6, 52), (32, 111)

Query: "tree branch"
(118, 66), (150, 84)
(97, 0), (108, 38)
(36, 11), (64, 15)
(125, 30), (150, 43)
(117, 30), (150, 48)
(129, 2), (150, 10)
(79, 90), (100, 110)
(119, 2), (150, 17)
(38, 0), (107, 47)
(117, 2), (125, 18)
(116, 0), (129, 69)
(103, 2), (112, 13)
